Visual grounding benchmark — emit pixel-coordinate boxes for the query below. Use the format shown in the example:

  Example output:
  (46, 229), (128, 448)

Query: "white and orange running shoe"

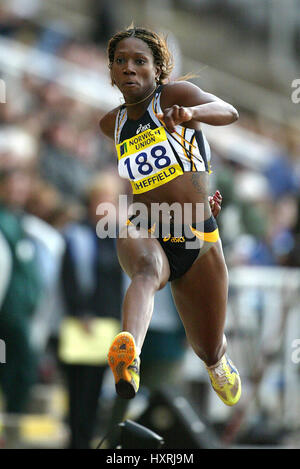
(108, 332), (140, 400)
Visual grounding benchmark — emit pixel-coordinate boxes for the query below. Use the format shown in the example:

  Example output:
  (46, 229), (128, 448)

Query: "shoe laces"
(128, 357), (140, 374)
(209, 357), (232, 388)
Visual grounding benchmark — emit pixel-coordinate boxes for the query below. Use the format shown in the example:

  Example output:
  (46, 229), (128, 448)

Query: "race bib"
(116, 126), (183, 194)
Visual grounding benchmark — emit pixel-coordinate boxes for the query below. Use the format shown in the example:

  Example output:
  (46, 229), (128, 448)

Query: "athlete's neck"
(123, 86), (157, 120)
(124, 86), (157, 107)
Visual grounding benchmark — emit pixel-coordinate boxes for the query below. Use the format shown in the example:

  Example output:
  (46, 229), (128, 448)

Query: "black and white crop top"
(114, 85), (211, 194)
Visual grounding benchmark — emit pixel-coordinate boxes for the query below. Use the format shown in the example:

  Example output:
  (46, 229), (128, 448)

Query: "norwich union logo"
(120, 142), (127, 156)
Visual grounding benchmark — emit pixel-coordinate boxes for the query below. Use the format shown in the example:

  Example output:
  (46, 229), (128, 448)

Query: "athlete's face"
(111, 37), (160, 100)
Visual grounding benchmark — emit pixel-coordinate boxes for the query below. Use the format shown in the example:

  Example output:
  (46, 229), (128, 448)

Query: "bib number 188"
(124, 145), (171, 180)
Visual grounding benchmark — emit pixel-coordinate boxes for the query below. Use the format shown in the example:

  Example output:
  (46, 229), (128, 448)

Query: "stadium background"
(0, 0), (299, 449)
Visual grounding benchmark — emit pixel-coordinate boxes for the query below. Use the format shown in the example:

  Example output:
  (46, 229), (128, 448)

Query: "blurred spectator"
(253, 121), (299, 200)
(267, 195), (298, 266)
(287, 197), (300, 267)
(36, 20), (71, 55)
(58, 171), (123, 449)
(91, 1), (117, 46)
(39, 118), (95, 201)
(263, 152), (298, 201)
(0, 164), (42, 414)
(25, 179), (83, 384)
(25, 177), (83, 229)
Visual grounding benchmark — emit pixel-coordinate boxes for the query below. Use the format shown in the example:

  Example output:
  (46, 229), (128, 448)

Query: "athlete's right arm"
(99, 107), (120, 141)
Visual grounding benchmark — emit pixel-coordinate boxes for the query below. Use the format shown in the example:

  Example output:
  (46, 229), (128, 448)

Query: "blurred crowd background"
(0, 0), (299, 449)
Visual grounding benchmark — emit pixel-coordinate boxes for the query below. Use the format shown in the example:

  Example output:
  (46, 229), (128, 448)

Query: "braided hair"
(107, 26), (174, 85)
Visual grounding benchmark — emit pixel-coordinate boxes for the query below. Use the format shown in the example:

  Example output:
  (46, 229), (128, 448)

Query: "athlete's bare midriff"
(132, 171), (211, 223)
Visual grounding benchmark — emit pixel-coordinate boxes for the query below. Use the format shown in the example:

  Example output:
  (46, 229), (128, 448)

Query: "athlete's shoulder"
(160, 80), (221, 108)
(99, 105), (122, 140)
(162, 80), (201, 94)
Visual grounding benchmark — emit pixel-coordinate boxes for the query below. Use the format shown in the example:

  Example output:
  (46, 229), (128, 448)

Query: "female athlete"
(99, 26), (241, 406)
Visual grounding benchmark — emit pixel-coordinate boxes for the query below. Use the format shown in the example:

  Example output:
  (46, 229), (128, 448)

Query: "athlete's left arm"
(158, 81), (239, 133)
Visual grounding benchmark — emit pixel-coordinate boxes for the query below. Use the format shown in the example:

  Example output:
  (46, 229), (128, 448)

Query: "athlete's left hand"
(156, 105), (193, 133)
(209, 190), (222, 218)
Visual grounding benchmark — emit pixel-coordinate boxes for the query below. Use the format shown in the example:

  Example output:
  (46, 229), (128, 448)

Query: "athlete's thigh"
(117, 224), (170, 287)
(170, 240), (228, 349)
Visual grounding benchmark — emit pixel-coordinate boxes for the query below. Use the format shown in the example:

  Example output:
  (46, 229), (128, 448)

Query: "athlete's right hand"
(156, 105), (193, 133)
(209, 190), (222, 218)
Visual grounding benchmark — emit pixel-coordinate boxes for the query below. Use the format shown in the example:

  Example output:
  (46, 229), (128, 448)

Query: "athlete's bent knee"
(133, 252), (164, 288)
